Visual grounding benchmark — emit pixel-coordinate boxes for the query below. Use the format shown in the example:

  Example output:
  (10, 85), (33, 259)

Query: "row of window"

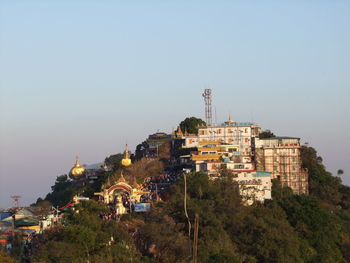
(283, 174), (306, 180)
(272, 149), (297, 154)
(199, 128), (250, 135)
(271, 157), (298, 162)
(273, 166), (299, 171)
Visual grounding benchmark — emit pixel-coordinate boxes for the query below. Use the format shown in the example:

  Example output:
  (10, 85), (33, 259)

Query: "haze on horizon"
(0, 1), (349, 209)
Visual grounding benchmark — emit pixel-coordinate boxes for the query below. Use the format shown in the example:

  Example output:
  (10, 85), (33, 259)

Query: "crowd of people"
(142, 171), (183, 194)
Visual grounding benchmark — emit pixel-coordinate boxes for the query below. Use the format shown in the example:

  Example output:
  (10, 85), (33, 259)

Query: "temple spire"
(225, 113), (235, 125)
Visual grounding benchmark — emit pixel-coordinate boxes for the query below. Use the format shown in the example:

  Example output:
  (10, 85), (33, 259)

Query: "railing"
(192, 154), (221, 161)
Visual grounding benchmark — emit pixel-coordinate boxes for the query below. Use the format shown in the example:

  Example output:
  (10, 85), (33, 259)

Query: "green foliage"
(337, 169), (344, 176)
(271, 178), (294, 201)
(179, 117), (206, 135)
(276, 194), (344, 262)
(44, 174), (79, 207)
(139, 212), (190, 263)
(259, 129), (276, 139)
(32, 241), (83, 263)
(83, 170), (113, 198)
(136, 171), (350, 262)
(32, 200), (144, 263)
(33, 144), (350, 263)
(231, 203), (304, 263)
(105, 153), (123, 171)
(301, 146), (343, 206)
(135, 141), (149, 160)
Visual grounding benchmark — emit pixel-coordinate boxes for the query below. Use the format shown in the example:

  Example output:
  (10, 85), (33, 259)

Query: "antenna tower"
(202, 89), (212, 126)
(10, 195), (21, 208)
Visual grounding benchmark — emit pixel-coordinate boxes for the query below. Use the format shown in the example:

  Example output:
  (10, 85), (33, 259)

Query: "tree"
(45, 175), (78, 207)
(135, 141), (149, 160)
(300, 146), (342, 205)
(179, 117), (206, 135)
(230, 204), (305, 263)
(259, 129), (276, 139)
(276, 194), (344, 262)
(105, 153), (123, 170)
(337, 169), (344, 177)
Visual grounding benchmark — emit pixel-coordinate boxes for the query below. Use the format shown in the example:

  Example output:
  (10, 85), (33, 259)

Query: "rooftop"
(259, 136), (300, 140)
(200, 122), (257, 128)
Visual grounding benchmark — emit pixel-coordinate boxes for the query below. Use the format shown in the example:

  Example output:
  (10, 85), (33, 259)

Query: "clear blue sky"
(0, 1), (349, 208)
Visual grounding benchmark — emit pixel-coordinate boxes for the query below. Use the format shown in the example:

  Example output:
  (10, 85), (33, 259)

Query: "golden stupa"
(121, 144), (132, 167)
(69, 156), (86, 179)
(225, 113), (236, 125)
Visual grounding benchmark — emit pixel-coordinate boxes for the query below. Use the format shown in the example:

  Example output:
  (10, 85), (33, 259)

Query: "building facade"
(233, 171), (272, 205)
(255, 137), (308, 195)
(175, 116), (308, 197)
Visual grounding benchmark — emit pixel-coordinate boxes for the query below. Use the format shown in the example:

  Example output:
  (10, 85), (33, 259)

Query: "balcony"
(192, 154), (221, 161)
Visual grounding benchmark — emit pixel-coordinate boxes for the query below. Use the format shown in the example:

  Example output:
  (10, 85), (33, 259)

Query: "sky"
(0, 0), (349, 208)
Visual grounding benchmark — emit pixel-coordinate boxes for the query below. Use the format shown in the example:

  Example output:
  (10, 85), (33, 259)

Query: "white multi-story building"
(177, 115), (309, 197)
(197, 116), (260, 156)
(232, 171), (272, 205)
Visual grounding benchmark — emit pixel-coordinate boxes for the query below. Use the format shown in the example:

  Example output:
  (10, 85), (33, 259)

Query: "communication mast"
(202, 89), (213, 126)
(10, 195), (21, 208)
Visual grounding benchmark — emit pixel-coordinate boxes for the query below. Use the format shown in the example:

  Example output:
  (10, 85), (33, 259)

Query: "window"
(291, 149), (296, 153)
(274, 166), (278, 172)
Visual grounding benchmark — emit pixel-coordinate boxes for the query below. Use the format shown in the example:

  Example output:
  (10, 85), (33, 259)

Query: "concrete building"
(177, 115), (308, 197)
(197, 115), (260, 157)
(255, 137), (308, 195)
(190, 139), (272, 205)
(233, 171), (272, 205)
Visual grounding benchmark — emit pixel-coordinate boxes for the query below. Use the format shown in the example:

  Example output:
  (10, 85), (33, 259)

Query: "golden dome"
(69, 156), (86, 179)
(121, 144), (132, 167)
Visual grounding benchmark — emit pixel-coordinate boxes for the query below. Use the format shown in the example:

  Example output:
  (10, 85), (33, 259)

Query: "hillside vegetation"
(26, 146), (350, 263)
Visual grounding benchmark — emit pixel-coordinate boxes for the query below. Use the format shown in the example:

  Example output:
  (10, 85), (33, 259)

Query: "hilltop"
(2, 117), (350, 263)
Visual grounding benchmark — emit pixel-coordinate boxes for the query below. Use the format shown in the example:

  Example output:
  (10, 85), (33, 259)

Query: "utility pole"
(155, 183), (158, 201)
(183, 173), (192, 256)
(11, 214), (15, 239)
(10, 196), (21, 241)
(192, 213), (199, 263)
(10, 195), (21, 208)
